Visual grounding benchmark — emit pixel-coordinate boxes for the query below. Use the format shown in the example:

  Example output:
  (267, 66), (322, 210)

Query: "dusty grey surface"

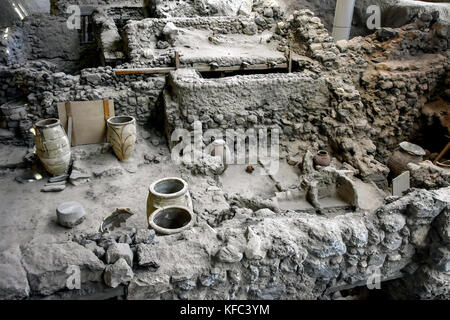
(0, 134), (180, 251)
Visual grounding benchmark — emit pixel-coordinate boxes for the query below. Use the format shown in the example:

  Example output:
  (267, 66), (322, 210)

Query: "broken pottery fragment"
(42, 182), (66, 192)
(100, 208), (134, 233)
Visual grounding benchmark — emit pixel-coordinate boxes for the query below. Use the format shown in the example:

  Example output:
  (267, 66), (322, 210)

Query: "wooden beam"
(64, 102), (73, 147)
(434, 141), (450, 165)
(288, 50), (292, 73)
(174, 51), (180, 69)
(114, 67), (176, 75)
(195, 63), (288, 72)
(114, 63), (288, 76)
(103, 99), (110, 143)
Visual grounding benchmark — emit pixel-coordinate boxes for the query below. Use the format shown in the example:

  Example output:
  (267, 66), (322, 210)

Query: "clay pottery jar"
(313, 150), (331, 167)
(388, 141), (425, 177)
(1, 100), (26, 128)
(107, 115), (136, 161)
(34, 118), (71, 176)
(209, 139), (232, 172)
(148, 206), (195, 235)
(147, 177), (193, 227)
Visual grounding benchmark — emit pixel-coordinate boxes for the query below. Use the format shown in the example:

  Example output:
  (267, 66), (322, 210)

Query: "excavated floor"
(173, 29), (286, 66)
(0, 134), (179, 251)
(0, 129), (386, 252)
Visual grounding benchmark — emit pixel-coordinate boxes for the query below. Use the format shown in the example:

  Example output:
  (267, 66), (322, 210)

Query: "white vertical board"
(393, 171), (410, 197)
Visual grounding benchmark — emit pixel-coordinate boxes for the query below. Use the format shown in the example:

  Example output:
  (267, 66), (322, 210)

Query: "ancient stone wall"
(408, 161), (450, 190)
(279, 0), (450, 37)
(123, 16), (268, 67)
(0, 8), (448, 184)
(147, 0), (284, 19)
(24, 14), (81, 73)
(282, 10), (450, 180)
(360, 56), (448, 161)
(337, 13), (450, 163)
(0, 26), (27, 67)
(0, 62), (165, 145)
(0, 186), (448, 300)
(165, 68), (330, 133)
(51, 0), (144, 15)
(0, 14), (80, 73)
(387, 186), (450, 299)
(161, 10), (391, 182)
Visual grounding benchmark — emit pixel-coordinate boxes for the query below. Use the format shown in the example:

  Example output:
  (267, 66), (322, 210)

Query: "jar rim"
(148, 205), (194, 235)
(149, 177), (188, 199)
(35, 118), (60, 128)
(107, 115), (135, 125)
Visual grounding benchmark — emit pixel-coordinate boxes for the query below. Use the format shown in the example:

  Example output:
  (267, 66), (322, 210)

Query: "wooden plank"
(67, 117), (73, 147)
(392, 170), (410, 196)
(103, 99), (110, 143)
(57, 100), (115, 146)
(64, 102), (73, 147)
(103, 99), (110, 121)
(194, 63), (288, 72)
(114, 63), (289, 76)
(434, 141), (450, 165)
(174, 51), (180, 69)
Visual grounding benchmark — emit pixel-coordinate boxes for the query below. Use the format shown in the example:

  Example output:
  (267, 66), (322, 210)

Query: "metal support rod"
(434, 141), (450, 165)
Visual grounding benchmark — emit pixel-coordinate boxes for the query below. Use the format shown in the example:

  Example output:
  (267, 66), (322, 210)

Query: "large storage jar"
(34, 118), (71, 176)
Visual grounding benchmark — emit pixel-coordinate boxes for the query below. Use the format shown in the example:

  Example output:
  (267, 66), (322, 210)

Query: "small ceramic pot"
(56, 201), (86, 228)
(313, 150), (331, 167)
(208, 139), (232, 172)
(107, 115), (136, 161)
(388, 144), (424, 177)
(34, 118), (71, 176)
(148, 206), (195, 235)
(147, 177), (193, 227)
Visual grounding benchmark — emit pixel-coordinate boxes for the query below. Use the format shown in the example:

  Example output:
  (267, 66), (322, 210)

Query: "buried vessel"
(34, 118), (71, 176)
(147, 177), (194, 227)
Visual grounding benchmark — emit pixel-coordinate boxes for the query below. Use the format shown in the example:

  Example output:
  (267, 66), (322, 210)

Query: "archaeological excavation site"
(0, 0), (449, 303)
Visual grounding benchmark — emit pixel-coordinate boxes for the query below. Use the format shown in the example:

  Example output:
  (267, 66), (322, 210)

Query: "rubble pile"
(0, 187), (448, 300)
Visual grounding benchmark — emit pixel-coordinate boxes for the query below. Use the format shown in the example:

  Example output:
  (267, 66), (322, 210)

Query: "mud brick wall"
(123, 16), (272, 67)
(165, 68), (330, 134)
